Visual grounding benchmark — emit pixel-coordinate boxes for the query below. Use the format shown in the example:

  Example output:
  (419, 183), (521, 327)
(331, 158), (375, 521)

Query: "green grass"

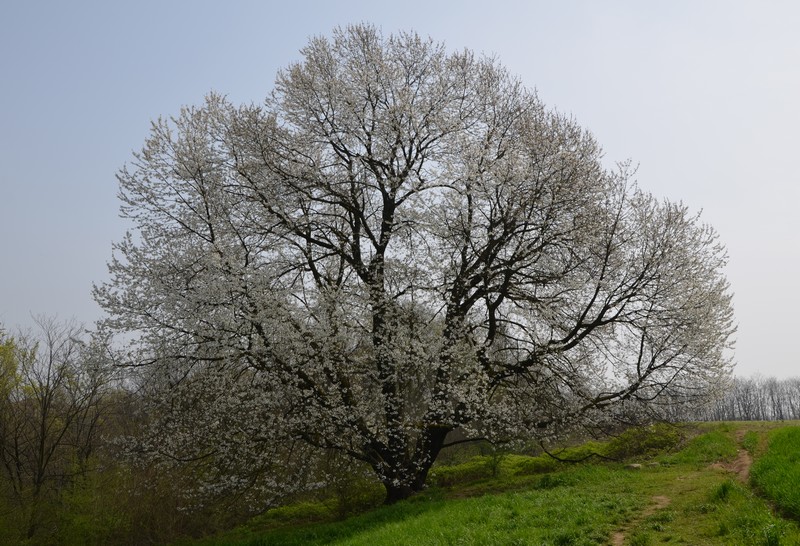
(661, 428), (738, 465)
(188, 423), (800, 546)
(698, 478), (791, 545)
(751, 426), (800, 520)
(742, 430), (760, 454)
(199, 466), (642, 546)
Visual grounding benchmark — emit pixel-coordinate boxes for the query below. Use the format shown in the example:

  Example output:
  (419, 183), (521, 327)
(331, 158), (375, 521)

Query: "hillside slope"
(189, 422), (800, 546)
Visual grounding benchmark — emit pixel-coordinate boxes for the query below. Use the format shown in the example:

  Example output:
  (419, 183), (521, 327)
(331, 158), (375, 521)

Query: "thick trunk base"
(383, 483), (418, 504)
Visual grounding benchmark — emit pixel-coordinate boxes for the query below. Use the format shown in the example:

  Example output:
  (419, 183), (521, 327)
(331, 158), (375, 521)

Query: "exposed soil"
(611, 430), (755, 544)
(610, 495), (671, 545)
(731, 448), (753, 481)
(709, 429), (753, 482)
(645, 495), (672, 514)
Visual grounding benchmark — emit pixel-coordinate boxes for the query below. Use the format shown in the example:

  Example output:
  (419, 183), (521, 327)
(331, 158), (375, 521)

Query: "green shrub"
(506, 454), (559, 476)
(605, 423), (684, 460)
(556, 440), (607, 461)
(427, 456), (495, 487)
(428, 452), (564, 489)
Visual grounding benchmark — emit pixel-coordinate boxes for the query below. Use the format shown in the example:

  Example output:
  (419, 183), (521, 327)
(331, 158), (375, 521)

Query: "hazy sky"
(1, 1), (798, 378)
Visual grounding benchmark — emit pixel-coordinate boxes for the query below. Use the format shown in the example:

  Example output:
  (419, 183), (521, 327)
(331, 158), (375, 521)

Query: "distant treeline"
(665, 376), (800, 422)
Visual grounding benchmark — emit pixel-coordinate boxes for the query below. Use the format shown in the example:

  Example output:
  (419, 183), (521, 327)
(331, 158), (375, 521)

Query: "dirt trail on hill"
(709, 429), (753, 481)
(610, 429), (755, 544)
(610, 495), (671, 545)
(730, 448), (753, 481)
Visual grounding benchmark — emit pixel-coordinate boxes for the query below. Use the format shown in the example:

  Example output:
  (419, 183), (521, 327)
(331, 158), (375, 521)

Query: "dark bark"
(383, 482), (416, 505)
(377, 425), (450, 504)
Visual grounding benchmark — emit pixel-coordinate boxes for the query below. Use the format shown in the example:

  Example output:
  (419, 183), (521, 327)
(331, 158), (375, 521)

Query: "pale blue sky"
(2, 1), (799, 377)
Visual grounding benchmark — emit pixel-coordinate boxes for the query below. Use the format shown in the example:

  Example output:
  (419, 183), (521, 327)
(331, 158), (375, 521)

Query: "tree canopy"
(95, 24), (735, 504)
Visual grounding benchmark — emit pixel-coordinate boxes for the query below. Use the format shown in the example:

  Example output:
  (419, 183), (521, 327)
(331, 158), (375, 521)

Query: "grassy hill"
(186, 421), (800, 546)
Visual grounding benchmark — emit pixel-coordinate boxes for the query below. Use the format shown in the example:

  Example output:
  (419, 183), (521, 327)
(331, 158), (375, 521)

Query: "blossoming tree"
(95, 25), (735, 504)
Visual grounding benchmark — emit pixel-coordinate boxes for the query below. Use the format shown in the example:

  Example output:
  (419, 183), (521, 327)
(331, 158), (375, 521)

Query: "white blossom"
(95, 24), (735, 505)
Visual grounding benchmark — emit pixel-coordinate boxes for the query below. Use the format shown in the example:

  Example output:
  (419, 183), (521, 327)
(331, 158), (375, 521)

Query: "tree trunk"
(381, 466), (433, 504)
(383, 482), (416, 504)
(378, 426), (449, 504)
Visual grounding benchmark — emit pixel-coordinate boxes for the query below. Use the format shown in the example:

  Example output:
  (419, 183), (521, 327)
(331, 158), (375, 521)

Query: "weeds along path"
(609, 424), (763, 545)
(196, 423), (800, 546)
(731, 428), (754, 481)
(708, 428), (753, 481)
(610, 494), (671, 545)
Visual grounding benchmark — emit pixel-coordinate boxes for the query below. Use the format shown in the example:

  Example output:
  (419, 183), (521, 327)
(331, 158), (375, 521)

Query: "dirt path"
(709, 429), (753, 481)
(609, 495), (671, 545)
(733, 429), (754, 481)
(731, 447), (753, 481)
(610, 429), (755, 544)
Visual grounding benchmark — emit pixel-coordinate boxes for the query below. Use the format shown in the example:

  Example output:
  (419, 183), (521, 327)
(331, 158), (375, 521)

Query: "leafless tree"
(0, 317), (112, 537)
(690, 375), (800, 421)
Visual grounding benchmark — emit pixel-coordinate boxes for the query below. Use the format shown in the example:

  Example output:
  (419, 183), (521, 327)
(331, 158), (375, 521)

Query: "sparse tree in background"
(694, 375), (800, 422)
(0, 317), (112, 540)
(95, 24), (735, 504)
